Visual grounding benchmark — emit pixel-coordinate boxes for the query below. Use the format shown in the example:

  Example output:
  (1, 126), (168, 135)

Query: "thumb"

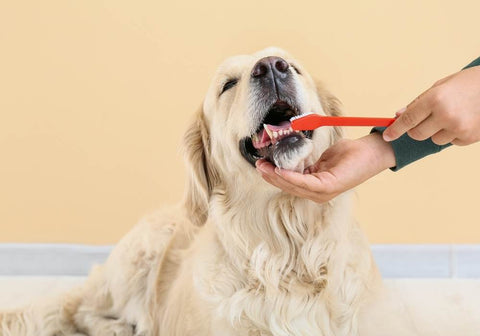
(383, 101), (430, 141)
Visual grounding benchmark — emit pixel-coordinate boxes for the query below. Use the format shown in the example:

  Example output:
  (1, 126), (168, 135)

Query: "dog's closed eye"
(220, 78), (238, 95)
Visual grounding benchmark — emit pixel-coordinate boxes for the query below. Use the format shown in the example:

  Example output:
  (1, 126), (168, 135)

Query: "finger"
(383, 96), (432, 141)
(451, 138), (467, 146)
(257, 162), (338, 203)
(258, 168), (322, 200)
(256, 161), (309, 193)
(256, 159), (337, 197)
(258, 171), (296, 192)
(275, 168), (336, 194)
(257, 160), (317, 191)
(261, 172), (333, 203)
(431, 130), (455, 145)
(255, 158), (270, 168)
(431, 73), (456, 88)
(406, 115), (442, 141)
(451, 138), (474, 146)
(395, 107), (407, 117)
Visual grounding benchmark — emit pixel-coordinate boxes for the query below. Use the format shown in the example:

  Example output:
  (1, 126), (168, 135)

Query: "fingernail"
(395, 107), (407, 116)
(274, 167), (281, 175)
(383, 133), (392, 142)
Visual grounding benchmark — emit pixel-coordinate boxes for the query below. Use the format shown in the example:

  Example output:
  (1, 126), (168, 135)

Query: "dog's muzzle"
(239, 56), (313, 167)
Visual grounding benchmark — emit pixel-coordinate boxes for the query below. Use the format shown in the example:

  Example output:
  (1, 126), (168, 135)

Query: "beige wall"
(1, 1), (479, 244)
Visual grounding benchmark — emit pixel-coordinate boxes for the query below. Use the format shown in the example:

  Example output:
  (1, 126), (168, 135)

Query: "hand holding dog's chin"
(255, 133), (395, 203)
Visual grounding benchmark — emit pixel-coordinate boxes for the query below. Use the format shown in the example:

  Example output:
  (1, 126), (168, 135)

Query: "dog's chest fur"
(182, 192), (373, 336)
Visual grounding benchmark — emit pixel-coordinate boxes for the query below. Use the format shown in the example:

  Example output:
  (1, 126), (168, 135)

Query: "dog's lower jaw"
(272, 136), (314, 172)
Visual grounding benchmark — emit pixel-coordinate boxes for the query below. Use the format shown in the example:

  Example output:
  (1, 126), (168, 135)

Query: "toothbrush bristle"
(289, 112), (314, 122)
(290, 112), (322, 131)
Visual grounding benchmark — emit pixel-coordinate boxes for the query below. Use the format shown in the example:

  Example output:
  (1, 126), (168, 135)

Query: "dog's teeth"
(252, 134), (259, 142)
(279, 130), (284, 136)
(289, 127), (293, 132)
(263, 124), (273, 138)
(273, 131), (278, 138)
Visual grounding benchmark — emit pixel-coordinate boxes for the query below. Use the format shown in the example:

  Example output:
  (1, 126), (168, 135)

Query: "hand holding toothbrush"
(382, 65), (480, 146)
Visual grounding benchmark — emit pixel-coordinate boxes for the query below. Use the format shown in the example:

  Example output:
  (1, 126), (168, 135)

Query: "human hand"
(255, 132), (395, 203)
(383, 65), (480, 146)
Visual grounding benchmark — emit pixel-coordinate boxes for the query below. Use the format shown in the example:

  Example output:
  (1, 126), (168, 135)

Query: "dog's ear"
(182, 107), (219, 226)
(315, 80), (344, 143)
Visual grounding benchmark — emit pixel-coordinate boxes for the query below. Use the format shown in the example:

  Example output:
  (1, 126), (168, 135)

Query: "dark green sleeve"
(371, 126), (450, 171)
(464, 56), (480, 69)
(373, 56), (480, 171)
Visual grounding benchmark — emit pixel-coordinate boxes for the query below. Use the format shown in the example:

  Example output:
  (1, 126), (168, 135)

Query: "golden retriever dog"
(1, 47), (478, 336)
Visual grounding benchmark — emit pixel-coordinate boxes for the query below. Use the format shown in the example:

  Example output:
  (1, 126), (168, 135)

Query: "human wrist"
(359, 132), (396, 171)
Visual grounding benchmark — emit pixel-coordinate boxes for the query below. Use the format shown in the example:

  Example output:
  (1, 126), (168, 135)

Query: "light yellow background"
(1, 1), (479, 244)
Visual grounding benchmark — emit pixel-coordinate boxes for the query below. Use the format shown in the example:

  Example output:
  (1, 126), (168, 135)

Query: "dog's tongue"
(252, 121), (292, 149)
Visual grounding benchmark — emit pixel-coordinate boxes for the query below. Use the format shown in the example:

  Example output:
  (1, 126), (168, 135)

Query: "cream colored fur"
(1, 48), (478, 336)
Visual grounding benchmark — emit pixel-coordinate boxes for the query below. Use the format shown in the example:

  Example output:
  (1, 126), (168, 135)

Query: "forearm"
(359, 132), (396, 172)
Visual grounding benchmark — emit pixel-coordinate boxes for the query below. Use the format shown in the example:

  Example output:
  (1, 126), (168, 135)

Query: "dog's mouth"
(239, 101), (313, 166)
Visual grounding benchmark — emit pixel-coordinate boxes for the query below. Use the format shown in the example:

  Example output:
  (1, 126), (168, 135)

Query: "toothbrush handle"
(321, 116), (396, 127)
(291, 114), (397, 131)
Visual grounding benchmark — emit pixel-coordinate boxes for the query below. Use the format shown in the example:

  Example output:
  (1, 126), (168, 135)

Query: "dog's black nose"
(251, 56), (289, 78)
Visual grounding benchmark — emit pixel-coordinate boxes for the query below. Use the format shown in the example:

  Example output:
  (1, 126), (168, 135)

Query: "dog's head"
(183, 47), (342, 225)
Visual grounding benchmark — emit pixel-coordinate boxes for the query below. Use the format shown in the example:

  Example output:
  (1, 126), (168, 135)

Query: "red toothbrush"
(290, 113), (395, 131)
